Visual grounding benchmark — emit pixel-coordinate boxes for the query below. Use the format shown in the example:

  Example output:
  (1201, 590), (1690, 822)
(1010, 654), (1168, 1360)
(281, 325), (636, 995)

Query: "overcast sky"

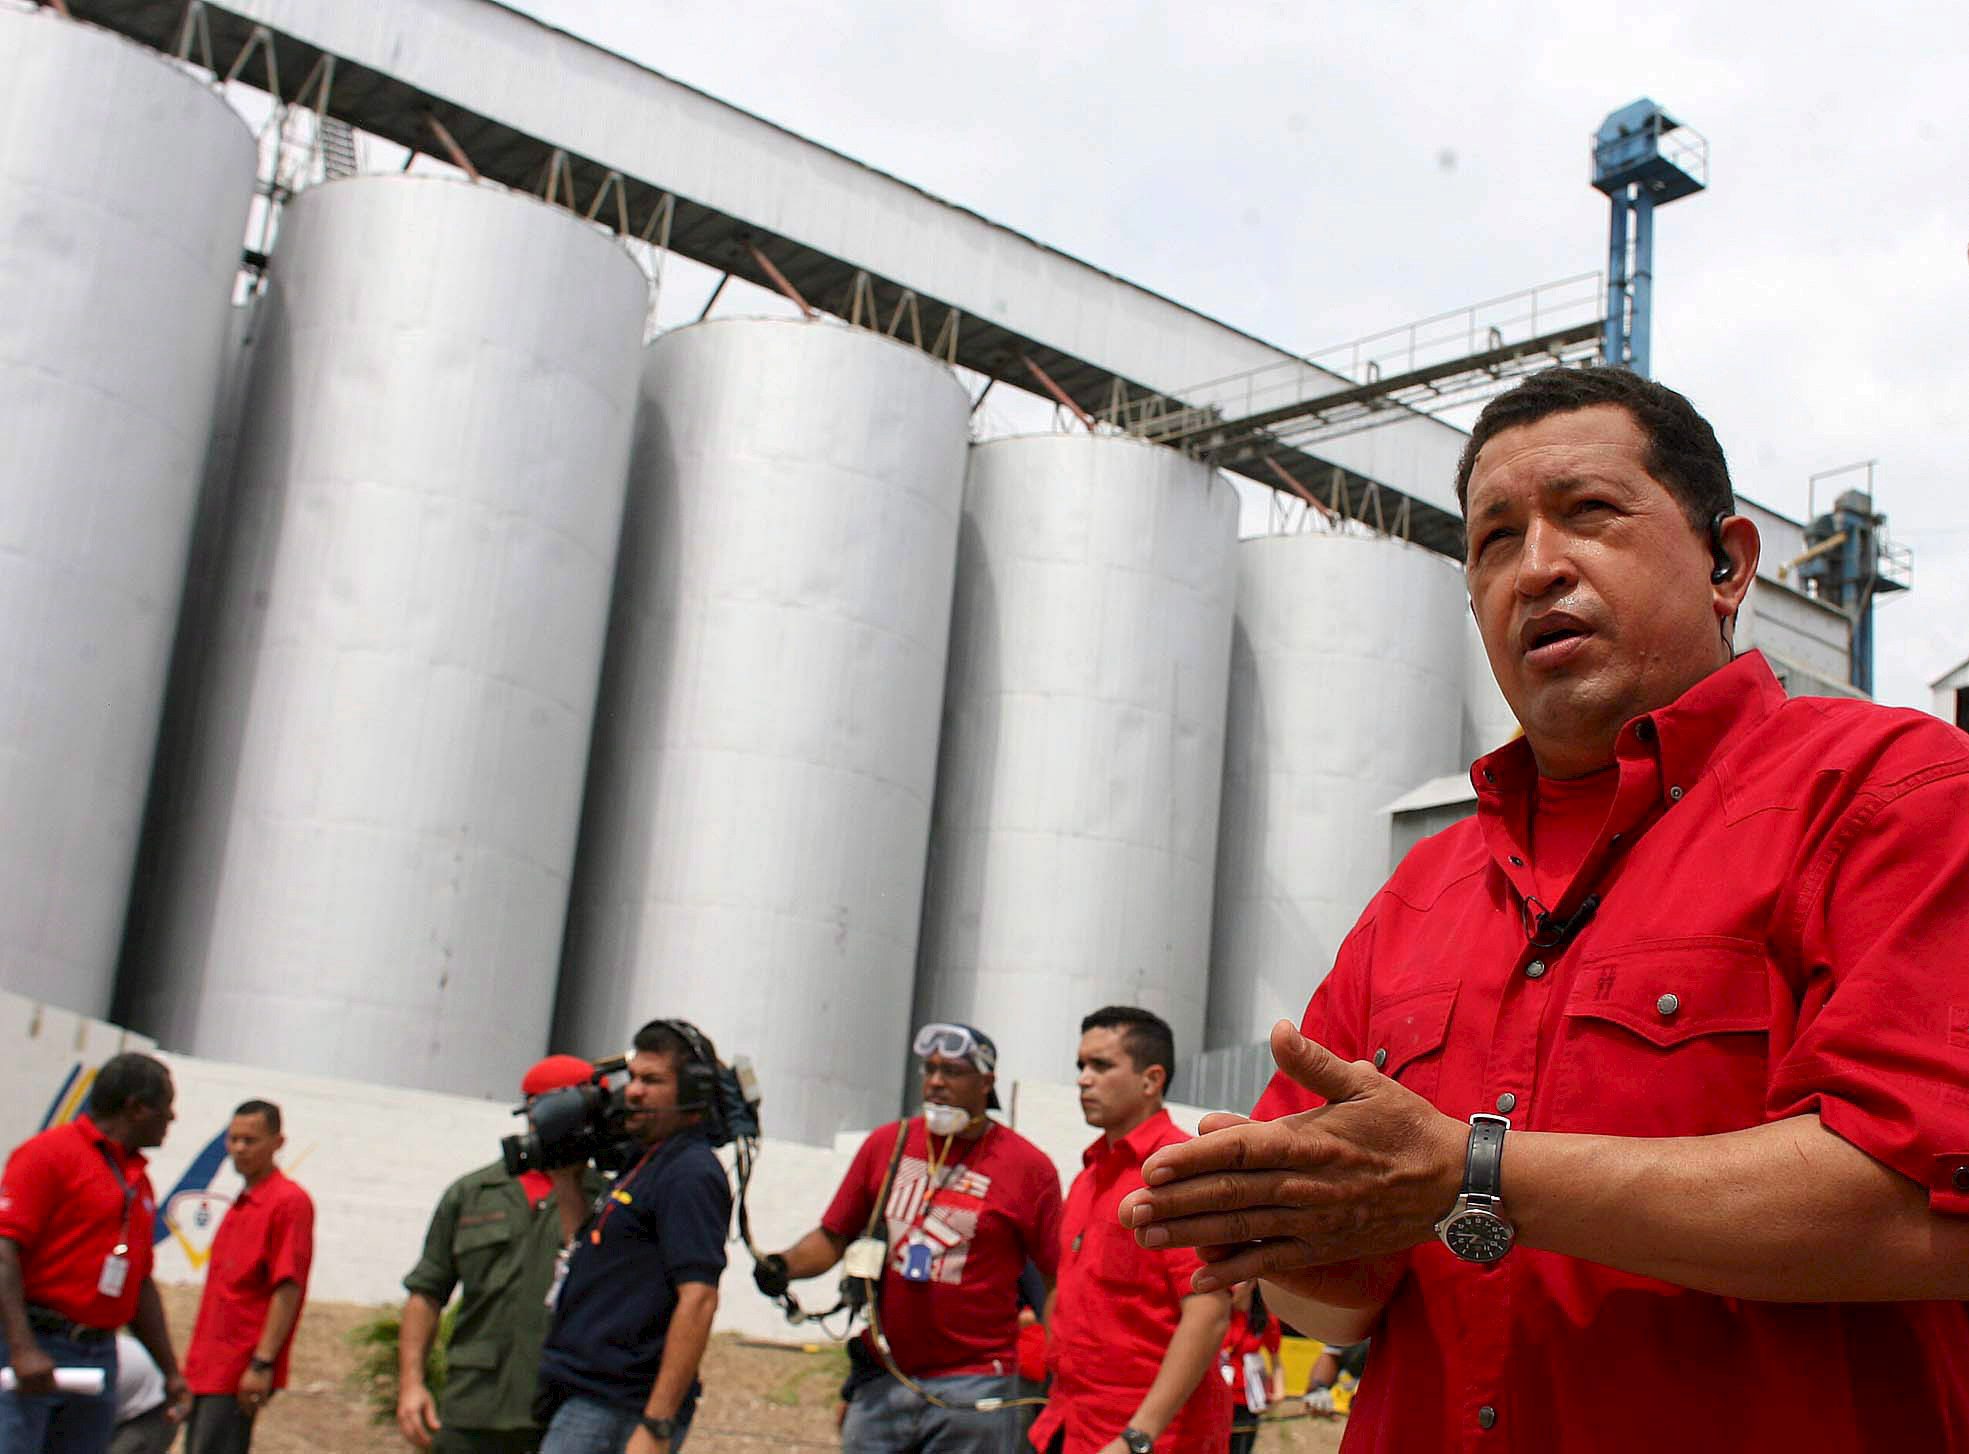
(515, 0), (1967, 711)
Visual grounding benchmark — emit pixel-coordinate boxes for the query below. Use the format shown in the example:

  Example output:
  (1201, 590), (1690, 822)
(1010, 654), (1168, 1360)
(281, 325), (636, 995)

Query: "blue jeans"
(842, 1372), (1020, 1454)
(0, 1327), (119, 1454)
(538, 1395), (691, 1454)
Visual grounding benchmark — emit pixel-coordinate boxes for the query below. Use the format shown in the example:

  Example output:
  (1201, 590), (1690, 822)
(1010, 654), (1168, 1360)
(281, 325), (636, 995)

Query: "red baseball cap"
(520, 1054), (593, 1097)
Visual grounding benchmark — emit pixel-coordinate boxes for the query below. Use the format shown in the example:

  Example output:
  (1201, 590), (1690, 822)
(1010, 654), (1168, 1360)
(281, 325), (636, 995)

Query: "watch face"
(1444, 1210), (1514, 1263)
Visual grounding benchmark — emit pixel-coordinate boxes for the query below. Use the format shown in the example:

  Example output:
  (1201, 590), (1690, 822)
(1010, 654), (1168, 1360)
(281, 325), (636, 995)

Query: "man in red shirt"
(1119, 366), (1969, 1453)
(0, 1052), (189, 1454)
(756, 1023), (1063, 1453)
(1033, 1007), (1228, 1454)
(181, 1100), (314, 1454)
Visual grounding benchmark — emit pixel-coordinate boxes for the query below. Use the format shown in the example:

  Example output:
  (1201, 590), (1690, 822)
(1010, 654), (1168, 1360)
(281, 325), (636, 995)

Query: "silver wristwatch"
(1434, 1113), (1515, 1263)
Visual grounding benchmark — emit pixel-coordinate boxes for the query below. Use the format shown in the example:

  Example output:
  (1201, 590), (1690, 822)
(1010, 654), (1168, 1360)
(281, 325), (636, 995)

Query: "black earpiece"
(1708, 510), (1735, 584)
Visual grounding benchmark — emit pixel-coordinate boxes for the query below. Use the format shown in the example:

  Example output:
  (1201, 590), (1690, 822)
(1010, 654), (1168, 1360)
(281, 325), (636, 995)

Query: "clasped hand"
(1116, 1020), (1468, 1294)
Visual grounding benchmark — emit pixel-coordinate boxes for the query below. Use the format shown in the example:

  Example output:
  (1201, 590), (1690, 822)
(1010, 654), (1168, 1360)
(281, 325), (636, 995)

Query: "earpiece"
(1708, 511), (1735, 584)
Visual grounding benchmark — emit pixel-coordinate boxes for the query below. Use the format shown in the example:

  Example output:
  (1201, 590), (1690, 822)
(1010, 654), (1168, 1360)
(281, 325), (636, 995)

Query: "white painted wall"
(0, 992), (1212, 1346)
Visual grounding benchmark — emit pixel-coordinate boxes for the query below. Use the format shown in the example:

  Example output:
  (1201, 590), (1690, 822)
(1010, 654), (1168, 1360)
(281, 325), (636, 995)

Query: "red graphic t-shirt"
(822, 1117), (1063, 1379)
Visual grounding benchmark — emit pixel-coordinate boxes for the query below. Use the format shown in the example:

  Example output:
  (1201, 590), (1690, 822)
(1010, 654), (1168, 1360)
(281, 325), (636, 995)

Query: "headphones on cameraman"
(639, 1018), (720, 1112)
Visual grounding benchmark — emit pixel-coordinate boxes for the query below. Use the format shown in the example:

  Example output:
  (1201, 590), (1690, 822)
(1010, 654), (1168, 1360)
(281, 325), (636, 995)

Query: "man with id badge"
(534, 1022), (731, 1454)
(0, 1053), (189, 1454)
(755, 1023), (1063, 1453)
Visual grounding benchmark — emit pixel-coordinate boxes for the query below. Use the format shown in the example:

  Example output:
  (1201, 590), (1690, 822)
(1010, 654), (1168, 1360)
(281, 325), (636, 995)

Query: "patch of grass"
(346, 1305), (456, 1426)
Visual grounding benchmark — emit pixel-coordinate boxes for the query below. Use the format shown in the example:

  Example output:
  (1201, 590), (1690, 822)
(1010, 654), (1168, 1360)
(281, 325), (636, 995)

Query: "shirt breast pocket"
(452, 1216), (517, 1291)
(1547, 938), (1773, 1137)
(1365, 982), (1458, 1105)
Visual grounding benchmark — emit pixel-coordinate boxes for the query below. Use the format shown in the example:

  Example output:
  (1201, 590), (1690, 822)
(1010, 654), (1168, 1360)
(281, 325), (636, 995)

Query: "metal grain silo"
(1206, 534), (1466, 1050)
(1462, 612), (1522, 762)
(0, 11), (255, 1016)
(555, 317), (970, 1146)
(914, 435), (1239, 1094)
(127, 176), (645, 1097)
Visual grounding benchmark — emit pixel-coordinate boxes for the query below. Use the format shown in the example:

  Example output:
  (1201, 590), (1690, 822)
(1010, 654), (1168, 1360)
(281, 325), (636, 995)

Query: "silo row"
(0, 10), (1517, 1136)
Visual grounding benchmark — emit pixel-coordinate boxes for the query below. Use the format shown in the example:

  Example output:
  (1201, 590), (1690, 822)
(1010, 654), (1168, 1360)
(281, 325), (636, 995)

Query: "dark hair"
(88, 1053), (172, 1119)
(233, 1099), (282, 1134)
(1454, 366), (1733, 533)
(1249, 1283), (1270, 1335)
(1080, 1006), (1176, 1090)
(632, 1019), (715, 1067)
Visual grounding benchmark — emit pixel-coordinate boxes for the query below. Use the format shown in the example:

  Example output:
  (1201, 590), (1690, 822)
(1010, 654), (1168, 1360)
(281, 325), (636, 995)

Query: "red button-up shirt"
(1256, 653), (1969, 1454)
(0, 1115), (157, 1328)
(183, 1169), (315, 1394)
(1034, 1110), (1231, 1454)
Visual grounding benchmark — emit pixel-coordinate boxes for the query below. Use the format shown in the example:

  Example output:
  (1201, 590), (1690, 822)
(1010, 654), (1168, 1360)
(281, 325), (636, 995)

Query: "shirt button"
(1496, 1093), (1517, 1114)
(1636, 719), (1656, 742)
(1669, 785), (1684, 802)
(1524, 959), (1547, 979)
(1509, 855), (1525, 866)
(1373, 1048), (1388, 1070)
(1478, 1405), (1497, 1430)
(1656, 993), (1680, 1016)
(1953, 1166), (1969, 1193)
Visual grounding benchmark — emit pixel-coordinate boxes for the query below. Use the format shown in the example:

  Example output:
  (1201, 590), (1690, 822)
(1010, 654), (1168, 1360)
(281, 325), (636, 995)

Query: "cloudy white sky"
(517, 0), (1967, 711)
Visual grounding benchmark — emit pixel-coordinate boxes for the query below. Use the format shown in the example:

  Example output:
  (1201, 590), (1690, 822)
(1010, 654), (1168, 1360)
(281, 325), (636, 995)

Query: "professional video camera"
(501, 1056), (637, 1176)
(499, 1043), (765, 1176)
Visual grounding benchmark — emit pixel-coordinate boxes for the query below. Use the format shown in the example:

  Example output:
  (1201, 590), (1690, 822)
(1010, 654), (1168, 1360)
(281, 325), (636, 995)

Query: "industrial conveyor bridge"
(62, 0), (1602, 558)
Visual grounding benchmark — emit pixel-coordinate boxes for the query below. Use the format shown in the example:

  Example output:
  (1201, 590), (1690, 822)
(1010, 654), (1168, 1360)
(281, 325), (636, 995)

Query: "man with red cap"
(397, 1056), (605, 1454)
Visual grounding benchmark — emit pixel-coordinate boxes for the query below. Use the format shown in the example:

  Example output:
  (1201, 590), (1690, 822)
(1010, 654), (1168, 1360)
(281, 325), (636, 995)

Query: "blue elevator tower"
(1591, 100), (1707, 377)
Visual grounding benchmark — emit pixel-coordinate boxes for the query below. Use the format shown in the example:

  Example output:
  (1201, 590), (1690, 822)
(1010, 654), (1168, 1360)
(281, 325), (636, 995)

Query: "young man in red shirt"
(1122, 367), (1969, 1452)
(181, 1100), (314, 1454)
(0, 1052), (189, 1454)
(756, 1023), (1063, 1453)
(1033, 1008), (1228, 1454)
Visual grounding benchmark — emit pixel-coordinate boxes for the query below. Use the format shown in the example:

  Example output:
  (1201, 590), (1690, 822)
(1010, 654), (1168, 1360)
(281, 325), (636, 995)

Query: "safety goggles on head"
(913, 1022), (995, 1076)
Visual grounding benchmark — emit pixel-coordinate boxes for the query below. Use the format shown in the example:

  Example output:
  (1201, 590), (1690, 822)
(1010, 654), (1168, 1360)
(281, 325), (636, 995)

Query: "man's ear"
(1711, 514), (1761, 620)
(1144, 1063), (1168, 1098)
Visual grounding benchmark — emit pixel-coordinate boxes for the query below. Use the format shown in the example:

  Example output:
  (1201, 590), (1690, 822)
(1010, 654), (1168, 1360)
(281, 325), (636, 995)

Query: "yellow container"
(1277, 1335), (1325, 1395)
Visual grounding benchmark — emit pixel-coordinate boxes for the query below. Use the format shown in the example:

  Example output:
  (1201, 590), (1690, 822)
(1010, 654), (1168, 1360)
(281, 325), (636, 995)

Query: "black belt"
(24, 1306), (115, 1346)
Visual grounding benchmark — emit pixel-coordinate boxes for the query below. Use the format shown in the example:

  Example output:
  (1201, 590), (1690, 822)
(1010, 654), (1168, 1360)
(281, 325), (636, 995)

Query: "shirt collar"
(1082, 1107), (1175, 1168)
(234, 1167), (285, 1204)
(74, 1114), (146, 1171)
(1471, 651), (1786, 811)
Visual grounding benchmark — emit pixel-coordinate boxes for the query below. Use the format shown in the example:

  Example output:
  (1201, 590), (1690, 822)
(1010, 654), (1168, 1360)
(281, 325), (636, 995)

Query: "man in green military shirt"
(397, 1056), (605, 1454)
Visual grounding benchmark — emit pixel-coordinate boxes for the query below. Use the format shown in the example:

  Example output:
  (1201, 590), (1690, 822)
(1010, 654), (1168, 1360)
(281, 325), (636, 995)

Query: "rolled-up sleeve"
(401, 1181), (461, 1304)
(1770, 761), (1969, 1215)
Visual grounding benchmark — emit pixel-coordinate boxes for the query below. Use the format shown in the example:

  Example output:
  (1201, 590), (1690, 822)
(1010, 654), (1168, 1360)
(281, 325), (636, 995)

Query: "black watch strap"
(1121, 1429), (1155, 1454)
(1465, 1114), (1508, 1199)
(640, 1415), (677, 1440)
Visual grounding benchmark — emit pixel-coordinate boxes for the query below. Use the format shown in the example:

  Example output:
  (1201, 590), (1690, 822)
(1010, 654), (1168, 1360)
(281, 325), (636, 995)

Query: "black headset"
(639, 1018), (721, 1111)
(1708, 510), (1735, 584)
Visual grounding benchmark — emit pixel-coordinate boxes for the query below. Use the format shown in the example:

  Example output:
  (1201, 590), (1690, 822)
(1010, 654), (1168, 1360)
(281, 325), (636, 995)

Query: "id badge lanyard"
(896, 1125), (988, 1283)
(93, 1144), (139, 1300)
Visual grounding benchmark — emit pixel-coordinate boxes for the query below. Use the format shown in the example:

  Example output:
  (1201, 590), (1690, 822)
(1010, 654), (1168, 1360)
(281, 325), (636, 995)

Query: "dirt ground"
(155, 1287), (1345, 1453)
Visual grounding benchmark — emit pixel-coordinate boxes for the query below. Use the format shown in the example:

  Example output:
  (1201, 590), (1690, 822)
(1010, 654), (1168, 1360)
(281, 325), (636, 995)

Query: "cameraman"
(755, 1023), (1062, 1454)
(398, 1055), (603, 1454)
(534, 1022), (732, 1454)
